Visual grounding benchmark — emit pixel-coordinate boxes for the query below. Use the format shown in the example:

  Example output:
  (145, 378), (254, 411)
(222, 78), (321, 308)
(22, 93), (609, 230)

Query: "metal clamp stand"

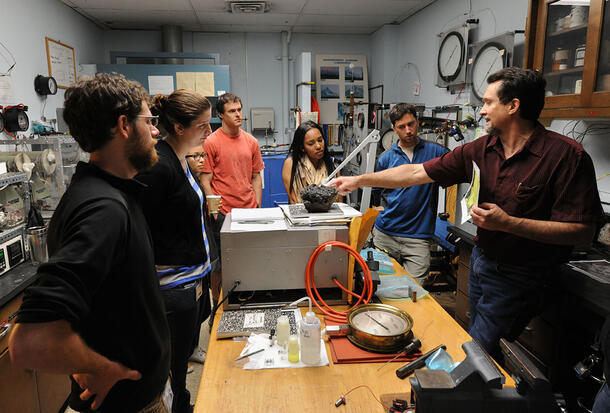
(323, 129), (380, 213)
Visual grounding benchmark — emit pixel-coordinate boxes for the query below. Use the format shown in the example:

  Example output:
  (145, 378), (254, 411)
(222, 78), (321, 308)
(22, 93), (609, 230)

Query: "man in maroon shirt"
(330, 67), (603, 359)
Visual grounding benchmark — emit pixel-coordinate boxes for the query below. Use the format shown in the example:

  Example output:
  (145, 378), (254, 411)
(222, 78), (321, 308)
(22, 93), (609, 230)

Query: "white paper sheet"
(148, 75), (174, 95)
(231, 207), (285, 222)
(460, 161), (481, 224)
(230, 220), (287, 232)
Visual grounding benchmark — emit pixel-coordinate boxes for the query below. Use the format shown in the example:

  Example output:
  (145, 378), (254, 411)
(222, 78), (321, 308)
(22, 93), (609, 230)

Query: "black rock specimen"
(300, 185), (338, 212)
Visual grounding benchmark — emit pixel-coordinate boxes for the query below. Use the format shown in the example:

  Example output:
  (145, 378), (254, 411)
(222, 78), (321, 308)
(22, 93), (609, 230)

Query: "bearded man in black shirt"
(9, 73), (171, 412)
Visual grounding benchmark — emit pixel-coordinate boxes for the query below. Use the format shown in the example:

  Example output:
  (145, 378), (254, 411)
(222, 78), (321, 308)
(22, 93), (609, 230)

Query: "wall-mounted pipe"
(281, 30), (291, 141)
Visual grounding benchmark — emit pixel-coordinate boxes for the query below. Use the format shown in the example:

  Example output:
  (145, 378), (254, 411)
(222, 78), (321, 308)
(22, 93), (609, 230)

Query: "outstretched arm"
(328, 163), (433, 195)
(10, 320), (141, 410)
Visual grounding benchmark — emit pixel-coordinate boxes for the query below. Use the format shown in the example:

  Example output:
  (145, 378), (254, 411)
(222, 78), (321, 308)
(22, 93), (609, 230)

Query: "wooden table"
(195, 263), (513, 412)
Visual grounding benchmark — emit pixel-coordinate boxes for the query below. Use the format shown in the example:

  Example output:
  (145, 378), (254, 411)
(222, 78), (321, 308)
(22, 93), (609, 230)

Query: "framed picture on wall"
(45, 37), (76, 89)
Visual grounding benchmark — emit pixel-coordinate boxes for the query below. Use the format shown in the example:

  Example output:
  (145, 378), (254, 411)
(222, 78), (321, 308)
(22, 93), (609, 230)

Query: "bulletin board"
(315, 54), (368, 125)
(45, 37), (76, 88)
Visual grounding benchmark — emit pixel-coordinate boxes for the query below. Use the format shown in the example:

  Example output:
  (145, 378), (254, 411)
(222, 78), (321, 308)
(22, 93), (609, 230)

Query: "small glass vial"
(287, 335), (299, 363)
(276, 315), (290, 347)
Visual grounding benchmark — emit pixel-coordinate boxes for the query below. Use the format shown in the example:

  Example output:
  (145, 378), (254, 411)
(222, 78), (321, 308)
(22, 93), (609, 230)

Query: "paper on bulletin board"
(460, 161), (481, 224)
(0, 75), (16, 106)
(176, 72), (215, 96)
(148, 76), (174, 95)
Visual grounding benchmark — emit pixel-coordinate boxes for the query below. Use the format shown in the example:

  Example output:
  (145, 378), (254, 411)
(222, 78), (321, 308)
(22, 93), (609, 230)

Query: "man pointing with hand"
(330, 67), (603, 360)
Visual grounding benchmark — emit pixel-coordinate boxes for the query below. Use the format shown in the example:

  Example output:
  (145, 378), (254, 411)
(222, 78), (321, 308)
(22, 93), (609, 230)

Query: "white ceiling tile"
(63, 0), (193, 11)
(297, 13), (396, 27)
(90, 9), (200, 26)
(292, 25), (376, 34)
(302, 0), (419, 15)
(195, 11), (298, 25)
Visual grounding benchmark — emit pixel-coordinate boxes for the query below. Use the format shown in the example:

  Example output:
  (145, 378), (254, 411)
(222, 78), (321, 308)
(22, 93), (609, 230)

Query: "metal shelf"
(0, 224), (25, 244)
(0, 172), (27, 186)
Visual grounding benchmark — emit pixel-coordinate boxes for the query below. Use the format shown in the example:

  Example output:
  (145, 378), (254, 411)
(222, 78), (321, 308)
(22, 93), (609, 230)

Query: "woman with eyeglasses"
(282, 120), (341, 204)
(137, 89), (217, 413)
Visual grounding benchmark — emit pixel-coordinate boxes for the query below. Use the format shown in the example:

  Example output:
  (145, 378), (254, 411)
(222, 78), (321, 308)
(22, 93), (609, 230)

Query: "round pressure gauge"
(346, 304), (414, 353)
(34, 75), (58, 96)
(4, 106), (29, 132)
(437, 32), (466, 82)
(471, 43), (506, 101)
(381, 129), (399, 150)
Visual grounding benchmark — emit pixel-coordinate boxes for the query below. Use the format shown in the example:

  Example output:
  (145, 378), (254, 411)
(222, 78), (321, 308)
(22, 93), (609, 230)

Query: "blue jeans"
(593, 382), (610, 413)
(468, 247), (553, 360)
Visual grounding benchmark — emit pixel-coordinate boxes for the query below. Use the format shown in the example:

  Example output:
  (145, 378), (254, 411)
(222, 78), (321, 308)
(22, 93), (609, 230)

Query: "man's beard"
(126, 128), (158, 172)
(487, 125), (502, 137)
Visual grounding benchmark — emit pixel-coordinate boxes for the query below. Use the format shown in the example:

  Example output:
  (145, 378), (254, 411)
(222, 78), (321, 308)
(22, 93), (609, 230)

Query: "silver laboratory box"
(220, 212), (349, 309)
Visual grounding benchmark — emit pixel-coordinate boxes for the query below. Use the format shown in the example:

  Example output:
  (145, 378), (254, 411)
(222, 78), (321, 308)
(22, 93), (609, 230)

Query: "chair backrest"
(347, 207), (381, 303)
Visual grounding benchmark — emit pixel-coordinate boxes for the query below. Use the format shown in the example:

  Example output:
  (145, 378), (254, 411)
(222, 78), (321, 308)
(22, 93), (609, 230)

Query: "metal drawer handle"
(0, 323), (11, 339)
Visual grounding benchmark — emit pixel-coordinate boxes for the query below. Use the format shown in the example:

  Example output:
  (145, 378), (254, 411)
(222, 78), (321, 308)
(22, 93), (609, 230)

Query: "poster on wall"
(315, 54), (368, 125)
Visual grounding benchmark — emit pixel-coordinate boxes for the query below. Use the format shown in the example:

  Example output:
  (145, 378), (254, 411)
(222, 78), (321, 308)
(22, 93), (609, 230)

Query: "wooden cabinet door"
(0, 348), (40, 413)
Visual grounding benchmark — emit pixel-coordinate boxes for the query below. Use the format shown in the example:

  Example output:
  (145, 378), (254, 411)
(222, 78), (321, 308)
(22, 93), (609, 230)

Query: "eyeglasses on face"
(137, 115), (159, 127)
(185, 154), (207, 160)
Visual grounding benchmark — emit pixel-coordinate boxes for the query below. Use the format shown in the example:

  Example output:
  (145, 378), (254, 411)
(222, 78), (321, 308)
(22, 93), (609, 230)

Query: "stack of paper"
(230, 207), (287, 231)
(278, 203), (361, 226)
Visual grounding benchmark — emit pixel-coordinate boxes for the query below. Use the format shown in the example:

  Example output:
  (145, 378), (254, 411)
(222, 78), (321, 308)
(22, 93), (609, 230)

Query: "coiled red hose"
(305, 241), (373, 324)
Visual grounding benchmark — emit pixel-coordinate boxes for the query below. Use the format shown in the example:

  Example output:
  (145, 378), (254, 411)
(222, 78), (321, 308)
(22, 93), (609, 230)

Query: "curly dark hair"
(287, 121), (334, 193)
(63, 73), (149, 153)
(487, 67), (547, 122)
(150, 90), (211, 136)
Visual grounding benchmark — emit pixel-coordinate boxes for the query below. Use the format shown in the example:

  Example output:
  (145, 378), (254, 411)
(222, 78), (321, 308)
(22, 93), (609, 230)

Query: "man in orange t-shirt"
(201, 92), (264, 235)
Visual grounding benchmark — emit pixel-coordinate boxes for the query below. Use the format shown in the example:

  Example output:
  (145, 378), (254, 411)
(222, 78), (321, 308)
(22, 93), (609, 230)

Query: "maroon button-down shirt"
(423, 123), (603, 266)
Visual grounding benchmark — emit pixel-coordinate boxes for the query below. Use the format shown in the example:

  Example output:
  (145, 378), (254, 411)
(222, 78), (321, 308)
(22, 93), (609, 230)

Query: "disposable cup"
(207, 195), (221, 214)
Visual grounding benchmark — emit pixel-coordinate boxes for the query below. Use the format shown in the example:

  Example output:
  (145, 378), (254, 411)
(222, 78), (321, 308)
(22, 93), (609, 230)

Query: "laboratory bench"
(194, 261), (515, 413)
(0, 261), (70, 413)
(448, 222), (609, 411)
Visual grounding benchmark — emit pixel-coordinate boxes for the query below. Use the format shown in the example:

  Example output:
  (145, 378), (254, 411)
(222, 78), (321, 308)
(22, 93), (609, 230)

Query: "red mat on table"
(326, 319), (422, 364)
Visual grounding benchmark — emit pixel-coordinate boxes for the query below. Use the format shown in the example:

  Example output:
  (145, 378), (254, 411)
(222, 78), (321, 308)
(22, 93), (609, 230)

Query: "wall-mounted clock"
(436, 24), (470, 89)
(467, 32), (515, 104)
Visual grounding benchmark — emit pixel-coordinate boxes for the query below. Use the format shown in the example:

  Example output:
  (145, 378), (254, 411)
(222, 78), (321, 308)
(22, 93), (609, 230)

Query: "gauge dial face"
(381, 130), (399, 150)
(472, 44), (505, 100)
(438, 32), (465, 81)
(17, 112), (29, 130)
(351, 309), (409, 337)
(48, 77), (58, 95)
(0, 114), (4, 131)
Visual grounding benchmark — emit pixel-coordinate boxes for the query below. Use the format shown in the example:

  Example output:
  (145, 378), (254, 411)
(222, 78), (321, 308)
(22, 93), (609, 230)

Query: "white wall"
(371, 0), (610, 212)
(103, 30), (371, 144)
(0, 0), (103, 132)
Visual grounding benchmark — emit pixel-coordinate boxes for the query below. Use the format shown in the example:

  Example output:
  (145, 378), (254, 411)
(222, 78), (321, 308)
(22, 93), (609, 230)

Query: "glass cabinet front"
(542, 1), (590, 96)
(595, 0), (610, 92)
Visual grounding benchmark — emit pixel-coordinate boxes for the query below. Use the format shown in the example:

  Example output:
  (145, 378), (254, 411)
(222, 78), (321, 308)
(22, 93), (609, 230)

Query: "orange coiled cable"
(305, 241), (373, 324)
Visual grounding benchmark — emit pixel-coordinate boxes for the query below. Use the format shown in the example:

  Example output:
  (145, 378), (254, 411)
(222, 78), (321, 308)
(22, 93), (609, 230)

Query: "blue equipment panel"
(261, 154), (288, 208)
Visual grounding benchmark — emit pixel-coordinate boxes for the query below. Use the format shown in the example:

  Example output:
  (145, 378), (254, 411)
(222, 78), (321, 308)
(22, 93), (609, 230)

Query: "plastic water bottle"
(300, 311), (321, 365)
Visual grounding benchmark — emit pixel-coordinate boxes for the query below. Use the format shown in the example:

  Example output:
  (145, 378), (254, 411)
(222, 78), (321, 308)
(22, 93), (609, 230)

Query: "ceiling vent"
(226, 0), (270, 13)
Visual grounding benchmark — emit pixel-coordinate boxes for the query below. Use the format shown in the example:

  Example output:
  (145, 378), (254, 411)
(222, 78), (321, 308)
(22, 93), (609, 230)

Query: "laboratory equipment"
(300, 309), (321, 365)
(220, 213), (349, 309)
(287, 335), (299, 363)
(409, 339), (563, 412)
(26, 226), (48, 265)
(3, 105), (29, 132)
(276, 315), (290, 347)
(325, 303), (414, 353)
